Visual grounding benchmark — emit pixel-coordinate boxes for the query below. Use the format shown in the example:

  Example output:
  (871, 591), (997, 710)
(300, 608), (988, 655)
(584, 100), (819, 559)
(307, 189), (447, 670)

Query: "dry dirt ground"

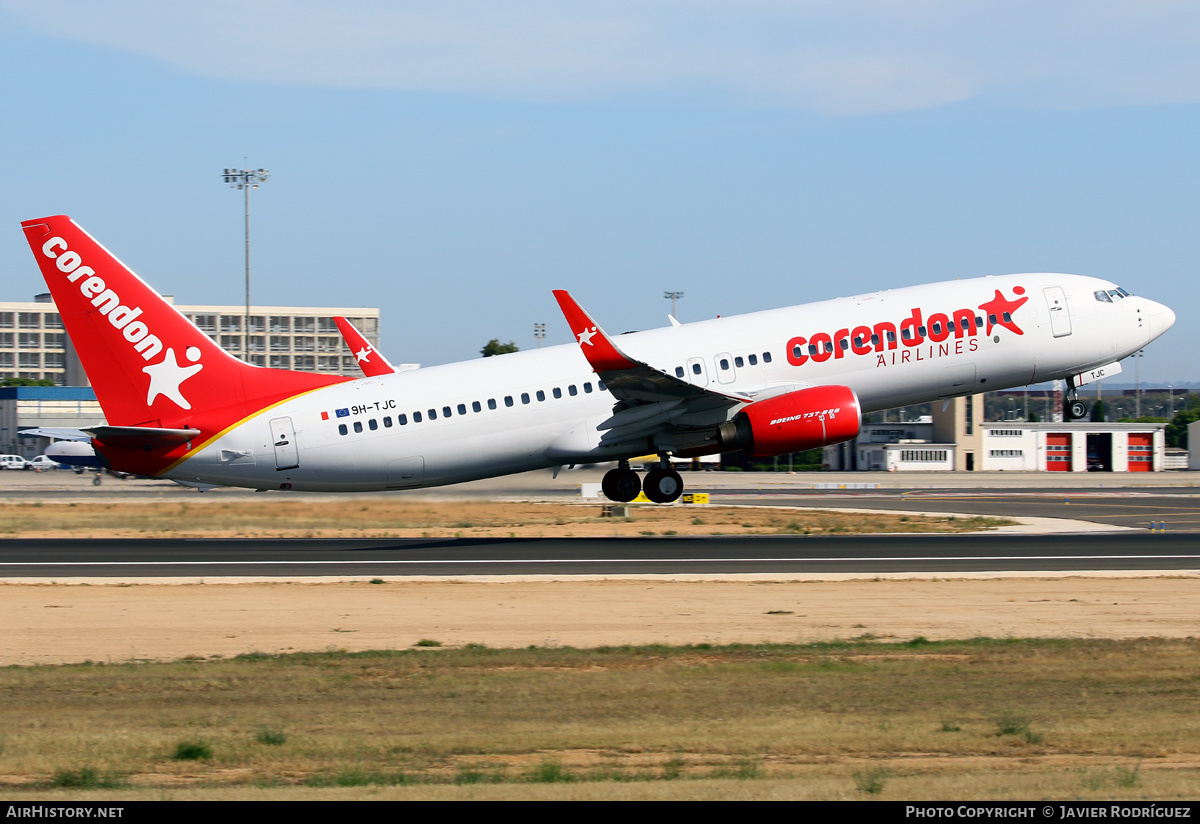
(1, 499), (1195, 666)
(3, 576), (1198, 666)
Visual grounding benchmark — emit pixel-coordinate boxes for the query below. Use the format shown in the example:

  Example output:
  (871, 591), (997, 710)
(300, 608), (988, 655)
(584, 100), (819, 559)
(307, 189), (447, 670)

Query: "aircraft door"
(269, 416), (300, 470)
(1044, 287), (1072, 337)
(686, 357), (709, 386)
(714, 352), (736, 385)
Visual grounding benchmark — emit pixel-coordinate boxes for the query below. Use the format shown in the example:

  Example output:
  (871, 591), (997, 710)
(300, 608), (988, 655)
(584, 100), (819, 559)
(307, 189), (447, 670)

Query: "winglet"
(334, 317), (396, 377)
(552, 290), (641, 373)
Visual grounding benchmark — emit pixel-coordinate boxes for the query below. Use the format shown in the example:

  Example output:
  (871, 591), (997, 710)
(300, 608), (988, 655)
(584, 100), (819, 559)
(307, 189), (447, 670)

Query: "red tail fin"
(20, 216), (350, 433)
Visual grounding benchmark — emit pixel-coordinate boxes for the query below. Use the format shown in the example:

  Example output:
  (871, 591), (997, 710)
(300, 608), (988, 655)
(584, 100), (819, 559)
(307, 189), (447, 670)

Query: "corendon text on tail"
(18, 214), (1175, 503)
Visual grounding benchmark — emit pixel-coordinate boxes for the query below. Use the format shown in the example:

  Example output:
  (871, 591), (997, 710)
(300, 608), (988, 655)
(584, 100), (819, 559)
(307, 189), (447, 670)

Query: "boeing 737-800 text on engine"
(19, 215), (1175, 502)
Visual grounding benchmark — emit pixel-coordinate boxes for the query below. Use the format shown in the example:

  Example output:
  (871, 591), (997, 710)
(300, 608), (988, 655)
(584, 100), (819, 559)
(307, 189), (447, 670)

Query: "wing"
(552, 290), (747, 414)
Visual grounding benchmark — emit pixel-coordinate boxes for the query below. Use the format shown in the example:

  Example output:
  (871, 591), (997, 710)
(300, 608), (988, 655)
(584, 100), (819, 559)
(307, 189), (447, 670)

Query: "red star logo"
(978, 287), (1028, 336)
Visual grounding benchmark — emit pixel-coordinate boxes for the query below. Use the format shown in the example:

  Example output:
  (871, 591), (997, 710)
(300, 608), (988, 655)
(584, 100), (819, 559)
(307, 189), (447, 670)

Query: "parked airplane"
(19, 215), (1174, 502)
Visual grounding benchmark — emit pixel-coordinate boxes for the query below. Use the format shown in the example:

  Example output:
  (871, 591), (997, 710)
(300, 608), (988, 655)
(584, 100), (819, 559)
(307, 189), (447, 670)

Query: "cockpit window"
(1095, 287), (1131, 303)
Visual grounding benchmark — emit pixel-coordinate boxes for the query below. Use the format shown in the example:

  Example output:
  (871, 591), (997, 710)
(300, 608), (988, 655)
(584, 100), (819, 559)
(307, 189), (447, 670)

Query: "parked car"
(29, 455), (64, 470)
(0, 455), (33, 470)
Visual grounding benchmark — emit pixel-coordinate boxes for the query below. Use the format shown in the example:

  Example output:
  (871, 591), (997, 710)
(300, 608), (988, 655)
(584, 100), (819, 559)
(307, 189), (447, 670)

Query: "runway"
(1, 532), (1196, 578)
(724, 489), (1200, 530)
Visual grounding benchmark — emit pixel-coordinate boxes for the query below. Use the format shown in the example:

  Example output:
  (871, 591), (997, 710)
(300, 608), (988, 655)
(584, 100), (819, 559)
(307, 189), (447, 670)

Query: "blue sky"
(1, 1), (1197, 383)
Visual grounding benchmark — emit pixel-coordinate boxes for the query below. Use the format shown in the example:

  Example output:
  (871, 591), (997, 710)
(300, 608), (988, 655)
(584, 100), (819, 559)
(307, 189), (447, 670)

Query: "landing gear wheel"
(602, 467), (642, 503)
(1067, 400), (1089, 420)
(643, 468), (684, 504)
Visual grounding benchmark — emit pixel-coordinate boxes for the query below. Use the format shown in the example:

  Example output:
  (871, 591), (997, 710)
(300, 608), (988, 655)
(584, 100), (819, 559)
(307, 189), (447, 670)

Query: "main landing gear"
(1063, 376), (1089, 421)
(602, 458), (684, 504)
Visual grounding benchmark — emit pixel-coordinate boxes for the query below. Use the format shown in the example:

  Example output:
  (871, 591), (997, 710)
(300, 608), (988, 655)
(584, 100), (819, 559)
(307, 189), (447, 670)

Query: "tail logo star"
(143, 346), (204, 410)
(577, 327), (598, 346)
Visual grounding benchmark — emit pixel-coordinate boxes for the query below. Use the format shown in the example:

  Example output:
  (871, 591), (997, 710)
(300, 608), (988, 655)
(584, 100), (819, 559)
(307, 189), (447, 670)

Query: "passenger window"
(762, 352), (772, 363)
(428, 409), (437, 420)
(720, 358), (729, 370)
(414, 411), (422, 423)
(748, 354), (758, 365)
(458, 403), (467, 415)
(338, 424), (348, 436)
(598, 380), (606, 391)
(398, 414), (408, 425)
(505, 396), (514, 407)
(584, 383), (593, 393)
(839, 339), (848, 351)
(488, 398), (497, 410)
(353, 421), (363, 433)
(521, 393), (530, 404)
(368, 419), (378, 431)
(568, 385), (577, 396)
(383, 417), (392, 428)
(536, 390), (545, 402)
(553, 387), (562, 399)
(692, 363), (701, 374)
(675, 366), (685, 377)
(734, 356), (744, 368)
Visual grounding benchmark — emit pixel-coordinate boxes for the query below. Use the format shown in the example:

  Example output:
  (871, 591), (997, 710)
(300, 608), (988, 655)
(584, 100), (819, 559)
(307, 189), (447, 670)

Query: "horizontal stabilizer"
(19, 427), (93, 442)
(87, 426), (201, 449)
(21, 425), (199, 450)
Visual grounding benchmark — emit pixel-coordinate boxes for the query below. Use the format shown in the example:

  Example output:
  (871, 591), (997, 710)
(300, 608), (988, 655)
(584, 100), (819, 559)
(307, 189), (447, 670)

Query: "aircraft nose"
(1142, 298), (1176, 343)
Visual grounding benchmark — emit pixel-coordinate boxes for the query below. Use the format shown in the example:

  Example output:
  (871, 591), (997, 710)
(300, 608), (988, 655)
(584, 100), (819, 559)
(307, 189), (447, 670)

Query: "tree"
(1089, 399), (1106, 422)
(480, 339), (519, 357)
(1165, 394), (1200, 449)
(1, 377), (55, 387)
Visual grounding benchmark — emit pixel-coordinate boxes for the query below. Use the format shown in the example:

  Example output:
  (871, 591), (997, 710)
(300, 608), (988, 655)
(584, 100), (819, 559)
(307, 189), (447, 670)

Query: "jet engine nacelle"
(724, 385), (861, 457)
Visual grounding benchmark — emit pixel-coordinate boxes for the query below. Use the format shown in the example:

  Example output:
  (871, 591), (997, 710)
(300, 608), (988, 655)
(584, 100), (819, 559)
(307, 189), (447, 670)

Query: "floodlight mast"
(664, 291), (684, 320)
(222, 167), (269, 360)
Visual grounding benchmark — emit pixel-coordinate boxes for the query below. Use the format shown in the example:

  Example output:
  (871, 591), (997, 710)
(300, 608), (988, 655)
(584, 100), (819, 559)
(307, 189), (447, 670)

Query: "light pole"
(533, 323), (546, 348)
(664, 291), (684, 320)
(222, 166), (269, 358)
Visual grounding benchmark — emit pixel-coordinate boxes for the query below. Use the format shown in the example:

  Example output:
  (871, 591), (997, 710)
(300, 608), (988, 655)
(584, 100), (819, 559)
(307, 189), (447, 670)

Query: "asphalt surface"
(0, 532), (1195, 578)
(722, 488), (1200, 531)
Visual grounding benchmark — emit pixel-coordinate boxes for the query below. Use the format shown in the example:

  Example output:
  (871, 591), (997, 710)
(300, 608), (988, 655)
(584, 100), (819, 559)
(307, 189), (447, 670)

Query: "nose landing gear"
(600, 457), (685, 504)
(1063, 376), (1090, 421)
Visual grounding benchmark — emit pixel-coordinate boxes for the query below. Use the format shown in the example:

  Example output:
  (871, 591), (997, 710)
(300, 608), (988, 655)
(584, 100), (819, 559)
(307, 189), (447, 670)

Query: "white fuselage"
(169, 273), (1173, 491)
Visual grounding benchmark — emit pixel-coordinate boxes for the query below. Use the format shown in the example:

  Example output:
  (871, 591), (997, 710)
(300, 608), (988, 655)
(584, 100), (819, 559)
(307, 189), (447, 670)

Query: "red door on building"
(1128, 433), (1153, 472)
(1046, 433), (1072, 471)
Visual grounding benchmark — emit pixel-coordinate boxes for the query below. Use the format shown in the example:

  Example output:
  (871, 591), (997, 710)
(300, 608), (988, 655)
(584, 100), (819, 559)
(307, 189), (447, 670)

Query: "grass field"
(1, 638), (1197, 800)
(0, 499), (1008, 539)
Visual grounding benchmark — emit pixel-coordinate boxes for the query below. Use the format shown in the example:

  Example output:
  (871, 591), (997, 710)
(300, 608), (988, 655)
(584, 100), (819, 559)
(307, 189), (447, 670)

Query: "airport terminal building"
(0, 294), (382, 385)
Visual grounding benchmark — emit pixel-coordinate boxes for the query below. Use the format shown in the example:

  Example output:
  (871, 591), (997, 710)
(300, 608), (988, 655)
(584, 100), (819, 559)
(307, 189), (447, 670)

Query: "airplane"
(19, 214), (1175, 503)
